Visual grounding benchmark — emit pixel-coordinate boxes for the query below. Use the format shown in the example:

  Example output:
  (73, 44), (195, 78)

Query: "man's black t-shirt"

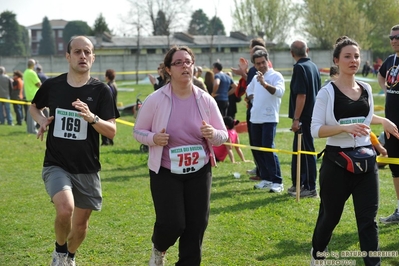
(32, 73), (120, 174)
(379, 54), (399, 124)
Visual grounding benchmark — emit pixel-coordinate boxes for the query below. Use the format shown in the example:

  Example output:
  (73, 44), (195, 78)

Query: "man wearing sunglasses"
(378, 24), (399, 225)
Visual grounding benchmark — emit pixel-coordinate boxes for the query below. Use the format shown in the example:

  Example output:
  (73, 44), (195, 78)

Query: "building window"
(230, 47), (239, 53)
(201, 48), (210, 53)
(131, 49), (138, 54)
(58, 43), (63, 51)
(58, 30), (63, 38)
(147, 49), (156, 54)
(36, 31), (42, 41)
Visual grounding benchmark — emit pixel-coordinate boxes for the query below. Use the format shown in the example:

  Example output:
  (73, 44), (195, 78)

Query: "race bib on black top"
(53, 108), (88, 140)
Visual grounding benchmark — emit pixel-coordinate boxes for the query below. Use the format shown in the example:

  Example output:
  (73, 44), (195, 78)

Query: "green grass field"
(0, 76), (398, 265)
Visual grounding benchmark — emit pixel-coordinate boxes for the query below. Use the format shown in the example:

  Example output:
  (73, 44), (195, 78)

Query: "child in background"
(213, 116), (250, 163)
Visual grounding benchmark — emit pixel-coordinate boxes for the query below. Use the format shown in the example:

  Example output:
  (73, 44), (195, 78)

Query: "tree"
(0, 11), (26, 56)
(355, 0), (399, 58)
(19, 24), (30, 55)
(154, 10), (169, 35)
(301, 0), (371, 49)
(39, 17), (56, 55)
(232, 0), (295, 44)
(63, 21), (92, 44)
(93, 13), (111, 35)
(127, 0), (189, 36)
(209, 16), (225, 36)
(188, 9), (210, 35)
(123, 1), (146, 84)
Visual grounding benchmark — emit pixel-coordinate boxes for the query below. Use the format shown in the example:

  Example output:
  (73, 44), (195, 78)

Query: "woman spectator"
(148, 63), (166, 91)
(133, 45), (227, 266)
(204, 70), (214, 95)
(11, 70), (24, 125)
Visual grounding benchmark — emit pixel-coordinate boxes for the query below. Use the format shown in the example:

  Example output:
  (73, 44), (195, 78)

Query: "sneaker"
(66, 257), (76, 266)
(149, 245), (165, 266)
(379, 208), (399, 224)
(270, 183), (284, 193)
(287, 185), (304, 196)
(249, 176), (261, 181)
(246, 167), (257, 175)
(310, 248), (324, 266)
(50, 250), (67, 266)
(254, 180), (273, 190)
(290, 189), (318, 198)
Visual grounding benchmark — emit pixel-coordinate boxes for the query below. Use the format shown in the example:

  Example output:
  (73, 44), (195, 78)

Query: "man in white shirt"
(246, 50), (285, 193)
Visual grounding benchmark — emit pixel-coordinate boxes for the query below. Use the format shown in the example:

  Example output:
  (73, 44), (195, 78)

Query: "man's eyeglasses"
(389, 34), (399, 41)
(171, 60), (194, 67)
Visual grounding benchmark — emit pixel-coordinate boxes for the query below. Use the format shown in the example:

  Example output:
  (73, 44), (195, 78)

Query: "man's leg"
(67, 207), (92, 254)
(52, 190), (74, 247)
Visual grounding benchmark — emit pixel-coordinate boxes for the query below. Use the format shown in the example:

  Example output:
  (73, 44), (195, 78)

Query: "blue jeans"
(250, 122), (282, 184)
(290, 119), (317, 190)
(0, 100), (13, 125)
(13, 104), (23, 125)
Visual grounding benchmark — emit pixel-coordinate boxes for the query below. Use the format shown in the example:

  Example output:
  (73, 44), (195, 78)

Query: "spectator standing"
(212, 62), (237, 116)
(362, 61), (371, 77)
(204, 71), (214, 94)
(148, 63), (166, 91)
(310, 36), (399, 265)
(133, 45), (227, 266)
(36, 65), (49, 83)
(23, 59), (41, 134)
(0, 66), (13, 125)
(246, 50), (285, 193)
(226, 72), (239, 119)
(377, 24), (399, 224)
(102, 69), (118, 146)
(11, 70), (24, 125)
(196, 66), (204, 83)
(30, 36), (119, 266)
(288, 40), (321, 198)
(193, 67), (207, 92)
(231, 38), (273, 180)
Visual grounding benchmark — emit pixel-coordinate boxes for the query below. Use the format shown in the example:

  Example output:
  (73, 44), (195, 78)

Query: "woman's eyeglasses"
(170, 60), (194, 67)
(389, 34), (399, 41)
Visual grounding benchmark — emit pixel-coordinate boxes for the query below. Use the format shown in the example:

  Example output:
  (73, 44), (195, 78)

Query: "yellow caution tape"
(4, 96), (399, 165)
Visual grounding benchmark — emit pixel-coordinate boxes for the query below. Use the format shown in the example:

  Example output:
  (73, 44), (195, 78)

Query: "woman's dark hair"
(13, 70), (23, 78)
(223, 116), (239, 130)
(105, 69), (116, 81)
(164, 45), (195, 69)
(333, 36), (359, 61)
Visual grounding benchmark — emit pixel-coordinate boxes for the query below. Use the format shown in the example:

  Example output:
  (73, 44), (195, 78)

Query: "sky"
(0, 0), (235, 36)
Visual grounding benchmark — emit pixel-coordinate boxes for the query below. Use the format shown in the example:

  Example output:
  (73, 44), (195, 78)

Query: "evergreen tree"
(39, 17), (56, 55)
(188, 9), (209, 35)
(154, 10), (169, 36)
(93, 13), (111, 35)
(0, 11), (26, 56)
(63, 21), (93, 44)
(209, 16), (225, 36)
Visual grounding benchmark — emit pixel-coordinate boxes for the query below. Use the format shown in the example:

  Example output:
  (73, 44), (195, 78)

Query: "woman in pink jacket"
(133, 45), (228, 266)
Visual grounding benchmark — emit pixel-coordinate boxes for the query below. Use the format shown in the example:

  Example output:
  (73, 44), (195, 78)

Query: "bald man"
(288, 40), (321, 198)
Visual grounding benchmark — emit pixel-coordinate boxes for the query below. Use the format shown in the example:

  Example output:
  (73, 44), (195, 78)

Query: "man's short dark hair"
(252, 50), (269, 63)
(213, 62), (222, 71)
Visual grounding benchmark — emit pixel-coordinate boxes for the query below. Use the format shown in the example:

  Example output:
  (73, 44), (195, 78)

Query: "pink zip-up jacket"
(133, 83), (228, 173)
